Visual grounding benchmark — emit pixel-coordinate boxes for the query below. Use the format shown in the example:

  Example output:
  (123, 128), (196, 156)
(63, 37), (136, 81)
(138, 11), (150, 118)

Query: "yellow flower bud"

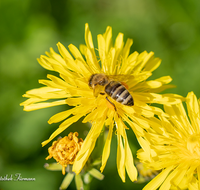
(46, 132), (83, 175)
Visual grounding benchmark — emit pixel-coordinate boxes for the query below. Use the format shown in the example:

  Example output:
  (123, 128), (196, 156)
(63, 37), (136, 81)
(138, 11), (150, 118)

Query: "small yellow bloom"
(21, 23), (182, 182)
(135, 161), (160, 183)
(137, 91), (200, 190)
(46, 132), (83, 175)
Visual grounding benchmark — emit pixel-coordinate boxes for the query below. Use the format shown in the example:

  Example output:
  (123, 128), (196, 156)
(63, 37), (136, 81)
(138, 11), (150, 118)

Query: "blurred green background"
(1, 0), (200, 189)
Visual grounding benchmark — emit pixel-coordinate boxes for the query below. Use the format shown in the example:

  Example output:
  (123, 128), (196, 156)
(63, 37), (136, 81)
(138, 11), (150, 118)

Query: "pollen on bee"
(106, 97), (116, 111)
(121, 82), (129, 89)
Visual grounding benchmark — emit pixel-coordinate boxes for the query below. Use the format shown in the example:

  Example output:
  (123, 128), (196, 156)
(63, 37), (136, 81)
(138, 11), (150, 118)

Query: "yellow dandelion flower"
(46, 132), (83, 175)
(21, 23), (182, 182)
(137, 91), (200, 190)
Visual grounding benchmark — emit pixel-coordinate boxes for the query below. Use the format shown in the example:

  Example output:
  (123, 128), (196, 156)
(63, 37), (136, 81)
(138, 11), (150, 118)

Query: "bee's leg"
(100, 92), (105, 95)
(106, 97), (116, 111)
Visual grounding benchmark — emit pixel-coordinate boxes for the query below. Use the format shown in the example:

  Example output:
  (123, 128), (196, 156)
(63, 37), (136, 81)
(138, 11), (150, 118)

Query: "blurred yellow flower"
(46, 132), (83, 175)
(21, 23), (182, 182)
(135, 161), (160, 184)
(137, 91), (200, 190)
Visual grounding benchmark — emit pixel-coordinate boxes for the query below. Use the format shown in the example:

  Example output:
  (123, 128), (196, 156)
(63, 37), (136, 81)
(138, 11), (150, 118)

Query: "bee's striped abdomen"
(105, 81), (134, 106)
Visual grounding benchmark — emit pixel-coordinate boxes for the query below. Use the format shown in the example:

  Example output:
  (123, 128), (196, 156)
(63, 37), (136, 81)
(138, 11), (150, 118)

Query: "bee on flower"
(21, 23), (182, 182)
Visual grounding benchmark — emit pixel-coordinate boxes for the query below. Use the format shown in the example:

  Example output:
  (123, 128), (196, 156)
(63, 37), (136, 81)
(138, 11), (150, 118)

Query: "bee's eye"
(88, 74), (96, 87)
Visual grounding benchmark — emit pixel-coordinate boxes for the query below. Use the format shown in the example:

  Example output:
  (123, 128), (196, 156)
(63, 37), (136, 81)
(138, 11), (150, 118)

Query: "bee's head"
(88, 73), (108, 88)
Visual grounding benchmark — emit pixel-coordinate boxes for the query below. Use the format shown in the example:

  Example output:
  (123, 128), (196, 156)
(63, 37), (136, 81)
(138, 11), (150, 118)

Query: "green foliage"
(1, 0), (200, 189)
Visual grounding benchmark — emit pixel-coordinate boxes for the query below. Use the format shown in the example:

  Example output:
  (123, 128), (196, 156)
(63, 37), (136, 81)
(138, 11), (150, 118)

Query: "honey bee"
(88, 73), (134, 107)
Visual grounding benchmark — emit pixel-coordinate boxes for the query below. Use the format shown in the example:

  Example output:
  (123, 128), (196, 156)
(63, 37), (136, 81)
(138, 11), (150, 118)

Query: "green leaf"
(60, 173), (74, 190)
(44, 163), (62, 171)
(75, 174), (84, 190)
(88, 168), (104, 180)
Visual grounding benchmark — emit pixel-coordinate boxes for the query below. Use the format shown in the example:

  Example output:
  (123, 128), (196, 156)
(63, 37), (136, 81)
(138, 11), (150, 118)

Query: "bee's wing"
(108, 74), (135, 83)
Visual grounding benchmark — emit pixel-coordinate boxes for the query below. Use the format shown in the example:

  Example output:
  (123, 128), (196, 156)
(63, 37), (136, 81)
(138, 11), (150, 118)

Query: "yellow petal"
(74, 115), (107, 173)
(114, 33), (124, 50)
(41, 55), (65, 69)
(137, 136), (151, 161)
(41, 114), (83, 146)
(84, 23), (99, 72)
(142, 80), (163, 89)
(76, 107), (107, 160)
(128, 71), (152, 89)
(47, 47), (66, 66)
(100, 117), (114, 172)
(23, 100), (67, 111)
(84, 46), (101, 73)
(151, 84), (177, 93)
(155, 75), (172, 84)
(47, 74), (68, 88)
(134, 76), (172, 90)
(103, 26), (112, 54)
(124, 133), (137, 182)
(143, 93), (183, 104)
(82, 109), (98, 123)
(20, 97), (46, 107)
(122, 114), (144, 136)
(37, 57), (54, 71)
(122, 38), (133, 60)
(75, 59), (91, 78)
(115, 111), (128, 133)
(97, 34), (106, 71)
(72, 142), (95, 174)
(128, 113), (150, 129)
(159, 167), (179, 190)
(48, 65), (77, 86)
(38, 79), (65, 90)
(188, 177), (199, 190)
(164, 103), (193, 137)
(134, 51), (154, 74)
(186, 91), (200, 134)
(111, 33), (124, 74)
(85, 23), (94, 49)
(143, 165), (174, 190)
(76, 121), (104, 158)
(137, 148), (154, 163)
(143, 57), (161, 72)
(131, 104), (155, 118)
(57, 42), (74, 61)
(68, 44), (85, 63)
(57, 43), (82, 73)
(23, 87), (59, 97)
(120, 51), (139, 74)
(65, 97), (91, 106)
(117, 134), (125, 182)
(48, 107), (78, 124)
(171, 163), (189, 187)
